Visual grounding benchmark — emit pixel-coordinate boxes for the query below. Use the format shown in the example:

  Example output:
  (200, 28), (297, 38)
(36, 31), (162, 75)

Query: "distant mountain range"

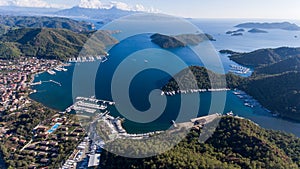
(0, 15), (95, 33)
(55, 6), (136, 23)
(0, 6), (137, 25)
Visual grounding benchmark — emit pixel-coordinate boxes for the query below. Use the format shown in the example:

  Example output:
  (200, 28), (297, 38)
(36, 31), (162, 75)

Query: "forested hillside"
(0, 28), (118, 60)
(100, 116), (300, 169)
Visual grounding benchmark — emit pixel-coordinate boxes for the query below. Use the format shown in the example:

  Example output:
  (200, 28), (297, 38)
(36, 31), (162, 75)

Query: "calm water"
(30, 19), (300, 136)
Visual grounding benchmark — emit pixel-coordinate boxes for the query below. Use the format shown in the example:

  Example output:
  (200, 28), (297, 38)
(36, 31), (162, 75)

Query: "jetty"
(30, 81), (42, 86)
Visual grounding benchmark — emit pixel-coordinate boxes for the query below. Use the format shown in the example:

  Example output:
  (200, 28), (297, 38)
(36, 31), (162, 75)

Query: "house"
(39, 146), (49, 151)
(38, 152), (48, 157)
(11, 136), (19, 142)
(49, 141), (58, 146)
(28, 151), (37, 156)
(40, 141), (49, 145)
(26, 144), (36, 150)
(40, 158), (50, 164)
(74, 128), (84, 132)
(19, 139), (27, 145)
(61, 127), (68, 131)
(28, 164), (37, 169)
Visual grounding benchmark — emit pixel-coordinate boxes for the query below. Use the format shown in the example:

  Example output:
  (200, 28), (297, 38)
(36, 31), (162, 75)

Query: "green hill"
(0, 28), (118, 60)
(240, 72), (300, 120)
(0, 15), (94, 32)
(224, 47), (300, 120)
(0, 42), (20, 59)
(256, 55), (300, 75)
(162, 58), (300, 121)
(162, 66), (232, 92)
(100, 116), (300, 169)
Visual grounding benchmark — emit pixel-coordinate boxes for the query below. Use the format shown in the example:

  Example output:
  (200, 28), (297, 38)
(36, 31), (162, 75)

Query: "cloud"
(0, 0), (160, 12)
(78, 0), (104, 9)
(78, 0), (159, 12)
(0, 0), (68, 8)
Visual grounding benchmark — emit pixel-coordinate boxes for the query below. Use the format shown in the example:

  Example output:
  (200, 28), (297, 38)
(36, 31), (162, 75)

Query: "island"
(150, 33), (215, 49)
(226, 28), (245, 35)
(231, 32), (243, 36)
(248, 28), (268, 33)
(235, 22), (300, 31)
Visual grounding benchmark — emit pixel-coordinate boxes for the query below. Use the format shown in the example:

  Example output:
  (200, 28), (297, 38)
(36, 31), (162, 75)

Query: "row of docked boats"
(68, 54), (109, 63)
(229, 64), (250, 74)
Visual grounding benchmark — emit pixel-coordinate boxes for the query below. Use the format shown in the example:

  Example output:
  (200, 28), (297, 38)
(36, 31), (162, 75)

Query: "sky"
(1, 0), (300, 19)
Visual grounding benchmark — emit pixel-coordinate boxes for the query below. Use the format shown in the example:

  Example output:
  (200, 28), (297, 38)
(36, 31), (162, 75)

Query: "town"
(0, 57), (61, 113)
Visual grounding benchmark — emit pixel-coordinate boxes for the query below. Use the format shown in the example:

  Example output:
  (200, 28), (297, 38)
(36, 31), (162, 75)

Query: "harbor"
(232, 89), (262, 108)
(69, 97), (224, 143)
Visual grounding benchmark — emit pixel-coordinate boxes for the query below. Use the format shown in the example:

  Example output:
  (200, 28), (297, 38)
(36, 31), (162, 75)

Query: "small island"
(231, 33), (243, 36)
(226, 28), (245, 35)
(150, 33), (215, 49)
(235, 22), (300, 31)
(248, 28), (268, 33)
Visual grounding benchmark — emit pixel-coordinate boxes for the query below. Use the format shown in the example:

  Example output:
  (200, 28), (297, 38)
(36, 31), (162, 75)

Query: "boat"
(226, 111), (234, 116)
(244, 103), (254, 108)
(144, 59), (149, 63)
(47, 70), (56, 75)
(54, 67), (62, 71)
(99, 104), (107, 110)
(233, 91), (241, 95)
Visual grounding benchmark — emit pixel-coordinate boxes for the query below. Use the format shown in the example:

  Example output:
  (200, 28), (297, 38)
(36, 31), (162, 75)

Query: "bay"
(30, 19), (300, 136)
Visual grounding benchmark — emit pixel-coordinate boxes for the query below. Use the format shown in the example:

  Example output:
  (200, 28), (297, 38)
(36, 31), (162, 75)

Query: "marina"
(229, 64), (250, 74)
(69, 97), (223, 143)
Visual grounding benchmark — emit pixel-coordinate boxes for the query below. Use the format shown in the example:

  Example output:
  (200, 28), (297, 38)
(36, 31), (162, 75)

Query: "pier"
(30, 80), (61, 86)
(39, 80), (62, 86)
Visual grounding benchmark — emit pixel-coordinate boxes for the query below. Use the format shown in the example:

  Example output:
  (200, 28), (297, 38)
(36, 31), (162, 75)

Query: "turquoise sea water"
(30, 19), (300, 136)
